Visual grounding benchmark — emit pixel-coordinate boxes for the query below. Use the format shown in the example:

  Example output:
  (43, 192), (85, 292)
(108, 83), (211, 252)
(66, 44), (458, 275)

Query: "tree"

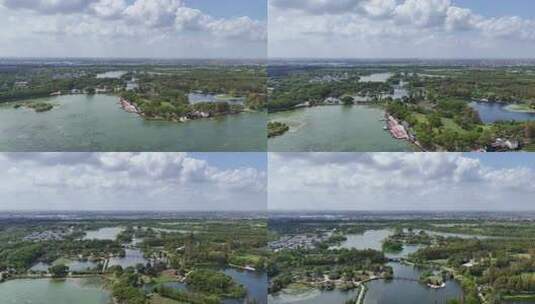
(342, 96), (354, 105)
(49, 264), (69, 278)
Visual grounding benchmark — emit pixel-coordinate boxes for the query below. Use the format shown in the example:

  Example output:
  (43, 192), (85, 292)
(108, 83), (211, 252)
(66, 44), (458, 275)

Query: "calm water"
(0, 95), (266, 151)
(223, 269), (268, 304)
(108, 248), (148, 269)
(469, 102), (535, 123)
(333, 229), (393, 251)
(268, 106), (414, 152)
(31, 260), (99, 272)
(188, 93), (245, 104)
(359, 73), (393, 82)
(0, 278), (111, 304)
(364, 263), (463, 304)
(146, 269), (266, 304)
(84, 227), (124, 240)
(268, 288), (358, 304)
(96, 71), (127, 79)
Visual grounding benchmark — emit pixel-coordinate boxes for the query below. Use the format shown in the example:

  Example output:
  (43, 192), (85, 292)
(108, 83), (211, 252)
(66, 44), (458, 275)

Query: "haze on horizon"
(269, 0), (535, 59)
(269, 153), (535, 211)
(0, 152), (267, 211)
(0, 0), (266, 59)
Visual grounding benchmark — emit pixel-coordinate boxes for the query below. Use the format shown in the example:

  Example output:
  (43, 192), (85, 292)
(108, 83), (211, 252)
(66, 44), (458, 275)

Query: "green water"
(0, 278), (111, 304)
(0, 95), (266, 152)
(268, 106), (414, 152)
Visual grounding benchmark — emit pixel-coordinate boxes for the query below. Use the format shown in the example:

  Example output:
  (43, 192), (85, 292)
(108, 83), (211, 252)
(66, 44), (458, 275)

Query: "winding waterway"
(0, 95), (266, 151)
(269, 228), (464, 304)
(268, 106), (414, 152)
(364, 263), (463, 304)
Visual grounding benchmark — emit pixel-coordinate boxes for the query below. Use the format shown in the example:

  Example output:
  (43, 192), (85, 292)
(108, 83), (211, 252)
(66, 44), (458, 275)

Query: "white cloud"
(0, 0), (266, 58)
(269, 153), (535, 211)
(269, 0), (535, 58)
(0, 153), (266, 211)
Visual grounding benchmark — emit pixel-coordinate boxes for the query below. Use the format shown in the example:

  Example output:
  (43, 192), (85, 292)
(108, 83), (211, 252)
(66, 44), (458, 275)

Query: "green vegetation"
(48, 264), (69, 278)
(26, 102), (54, 112)
(268, 218), (535, 304)
(0, 218), (267, 304)
(186, 270), (246, 299)
(268, 121), (289, 138)
(0, 64), (267, 122)
(268, 65), (535, 151)
(382, 239), (403, 252)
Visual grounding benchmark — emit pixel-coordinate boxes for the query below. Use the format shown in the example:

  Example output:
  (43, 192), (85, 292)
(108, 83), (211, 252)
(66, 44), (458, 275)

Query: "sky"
(0, 0), (266, 58)
(269, 0), (535, 58)
(0, 152), (267, 211)
(269, 153), (535, 211)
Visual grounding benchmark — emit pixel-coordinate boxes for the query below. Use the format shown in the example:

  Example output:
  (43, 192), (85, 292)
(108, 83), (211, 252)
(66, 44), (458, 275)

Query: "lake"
(469, 101), (535, 123)
(0, 95), (266, 151)
(108, 248), (148, 269)
(268, 286), (358, 304)
(188, 93), (245, 105)
(0, 278), (111, 304)
(301, 229), (463, 304)
(31, 260), (99, 272)
(145, 268), (267, 304)
(96, 71), (127, 79)
(268, 106), (414, 152)
(223, 268), (267, 304)
(359, 73), (393, 83)
(84, 227), (124, 240)
(364, 263), (463, 304)
(333, 229), (393, 251)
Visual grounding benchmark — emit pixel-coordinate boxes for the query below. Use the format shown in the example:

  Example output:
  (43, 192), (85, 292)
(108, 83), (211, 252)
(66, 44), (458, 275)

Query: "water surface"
(0, 278), (111, 304)
(84, 227), (124, 241)
(469, 102), (535, 123)
(0, 95), (265, 151)
(268, 287), (357, 304)
(364, 263), (463, 304)
(269, 106), (414, 152)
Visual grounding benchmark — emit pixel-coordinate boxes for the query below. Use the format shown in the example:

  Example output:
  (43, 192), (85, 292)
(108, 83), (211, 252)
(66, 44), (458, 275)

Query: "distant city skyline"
(0, 0), (266, 59)
(269, 153), (535, 211)
(0, 152), (267, 211)
(269, 0), (535, 59)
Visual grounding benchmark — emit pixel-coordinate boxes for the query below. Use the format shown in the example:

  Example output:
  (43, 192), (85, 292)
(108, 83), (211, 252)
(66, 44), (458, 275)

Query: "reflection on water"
(359, 73), (393, 83)
(96, 71), (127, 79)
(268, 287), (358, 304)
(333, 229), (393, 251)
(470, 102), (535, 123)
(364, 263), (463, 304)
(108, 248), (148, 269)
(188, 93), (245, 105)
(84, 227), (124, 240)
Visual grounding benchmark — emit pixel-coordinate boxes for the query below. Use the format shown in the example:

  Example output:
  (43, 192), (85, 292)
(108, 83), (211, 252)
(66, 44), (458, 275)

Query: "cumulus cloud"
(0, 0), (266, 58)
(269, 0), (535, 58)
(268, 153), (535, 211)
(0, 153), (266, 211)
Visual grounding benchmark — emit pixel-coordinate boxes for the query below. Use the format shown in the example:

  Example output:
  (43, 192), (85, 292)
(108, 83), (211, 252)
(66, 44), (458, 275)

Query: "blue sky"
(0, 0), (266, 58)
(453, 0), (535, 19)
(269, 153), (535, 211)
(269, 0), (535, 58)
(473, 153), (535, 170)
(192, 152), (267, 171)
(188, 0), (266, 20)
(0, 153), (267, 211)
